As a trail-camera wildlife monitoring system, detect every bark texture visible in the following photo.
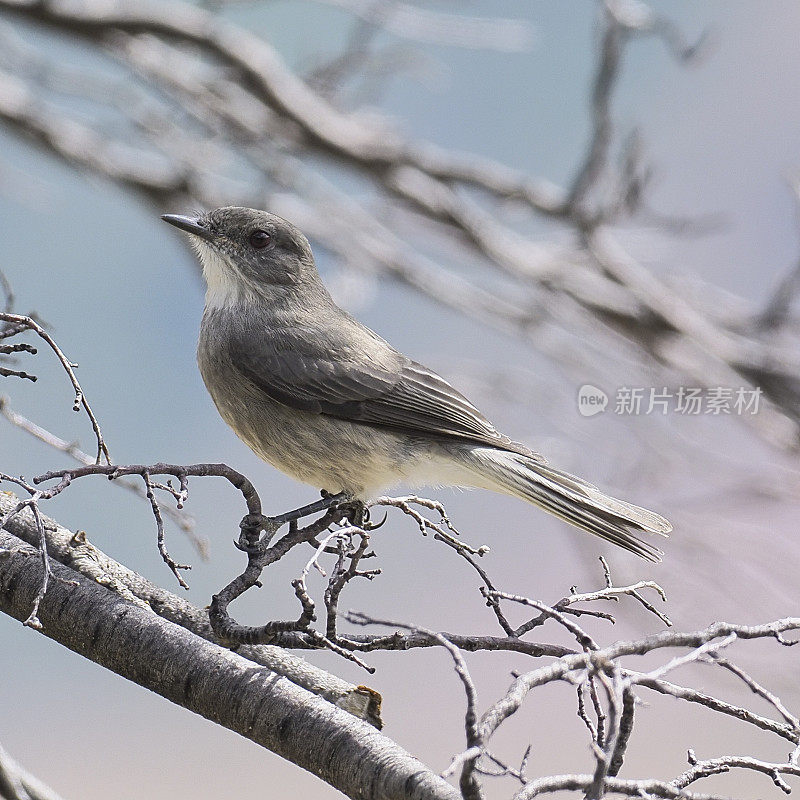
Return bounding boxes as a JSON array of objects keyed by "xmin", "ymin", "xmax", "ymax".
[
  {"xmin": 0, "ymin": 490, "xmax": 382, "ymax": 726},
  {"xmin": 0, "ymin": 526, "xmax": 458, "ymax": 800}
]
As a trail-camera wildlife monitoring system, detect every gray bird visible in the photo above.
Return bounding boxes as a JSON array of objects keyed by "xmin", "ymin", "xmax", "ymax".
[{"xmin": 162, "ymin": 207, "xmax": 671, "ymax": 560}]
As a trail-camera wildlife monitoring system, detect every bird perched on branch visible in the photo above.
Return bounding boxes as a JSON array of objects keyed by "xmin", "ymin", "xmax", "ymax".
[{"xmin": 163, "ymin": 207, "xmax": 671, "ymax": 560}]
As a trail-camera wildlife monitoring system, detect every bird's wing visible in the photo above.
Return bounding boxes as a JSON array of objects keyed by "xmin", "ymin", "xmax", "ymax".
[{"xmin": 228, "ymin": 321, "xmax": 536, "ymax": 457}]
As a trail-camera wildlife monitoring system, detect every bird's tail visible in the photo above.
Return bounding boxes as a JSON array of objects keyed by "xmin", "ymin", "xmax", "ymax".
[{"xmin": 462, "ymin": 448, "xmax": 671, "ymax": 561}]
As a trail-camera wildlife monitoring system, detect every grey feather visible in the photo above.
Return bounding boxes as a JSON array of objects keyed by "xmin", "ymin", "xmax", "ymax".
[{"xmin": 227, "ymin": 307, "xmax": 537, "ymax": 457}]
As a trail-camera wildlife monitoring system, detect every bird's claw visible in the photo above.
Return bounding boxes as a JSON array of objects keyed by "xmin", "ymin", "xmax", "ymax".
[{"xmin": 363, "ymin": 510, "xmax": 388, "ymax": 531}]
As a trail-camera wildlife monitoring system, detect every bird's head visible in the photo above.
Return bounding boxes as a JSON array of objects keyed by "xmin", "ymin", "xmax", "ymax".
[{"xmin": 162, "ymin": 206, "xmax": 320, "ymax": 308}]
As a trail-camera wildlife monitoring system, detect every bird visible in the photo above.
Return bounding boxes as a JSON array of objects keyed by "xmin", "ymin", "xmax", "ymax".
[{"xmin": 162, "ymin": 206, "xmax": 671, "ymax": 560}]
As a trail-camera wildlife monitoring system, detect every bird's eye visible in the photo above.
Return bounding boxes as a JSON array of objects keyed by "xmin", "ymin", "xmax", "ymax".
[{"xmin": 249, "ymin": 230, "xmax": 272, "ymax": 249}]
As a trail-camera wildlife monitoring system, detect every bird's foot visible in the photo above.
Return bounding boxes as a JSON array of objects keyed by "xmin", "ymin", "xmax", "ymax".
[
  {"xmin": 272, "ymin": 491, "xmax": 349, "ymax": 526},
  {"xmin": 339, "ymin": 499, "xmax": 367, "ymax": 528},
  {"xmin": 239, "ymin": 493, "xmax": 382, "ymax": 553},
  {"xmin": 242, "ymin": 491, "xmax": 349, "ymax": 541},
  {"xmin": 236, "ymin": 513, "xmax": 280, "ymax": 552}
]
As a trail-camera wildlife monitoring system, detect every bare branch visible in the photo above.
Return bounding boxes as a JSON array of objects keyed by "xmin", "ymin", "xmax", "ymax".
[
  {"xmin": 0, "ymin": 490, "xmax": 382, "ymax": 727},
  {"xmin": 0, "ymin": 312, "xmax": 109, "ymax": 462},
  {"xmin": 0, "ymin": 397, "xmax": 201, "ymax": 545},
  {"xmin": 631, "ymin": 674, "xmax": 799, "ymax": 745},
  {"xmin": 346, "ymin": 611, "xmax": 485, "ymax": 800},
  {"xmin": 489, "ymin": 591, "xmax": 600, "ymax": 652},
  {"xmin": 709, "ymin": 655, "xmax": 800, "ymax": 730},
  {"xmin": 513, "ymin": 773, "xmax": 728, "ymax": 799},
  {"xmin": 480, "ymin": 619, "xmax": 800, "ymax": 742},
  {"xmin": 674, "ymin": 752, "xmax": 800, "ymax": 795}
]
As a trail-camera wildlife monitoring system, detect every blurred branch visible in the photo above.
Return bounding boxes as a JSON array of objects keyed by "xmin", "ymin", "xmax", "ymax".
[
  {"xmin": 1, "ymin": 0, "xmax": 799, "ymax": 453},
  {"xmin": 0, "ymin": 744, "xmax": 65, "ymax": 800},
  {"xmin": 303, "ymin": 0, "xmax": 533, "ymax": 52},
  {"xmin": 208, "ymin": 0, "xmax": 533, "ymax": 52},
  {"xmin": 757, "ymin": 178, "xmax": 800, "ymax": 330}
]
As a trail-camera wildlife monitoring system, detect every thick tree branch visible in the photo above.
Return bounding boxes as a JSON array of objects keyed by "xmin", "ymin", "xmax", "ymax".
[
  {"xmin": 0, "ymin": 526, "xmax": 458, "ymax": 800},
  {"xmin": 0, "ymin": 490, "xmax": 382, "ymax": 727}
]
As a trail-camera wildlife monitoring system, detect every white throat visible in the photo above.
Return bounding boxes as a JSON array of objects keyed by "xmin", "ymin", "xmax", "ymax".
[{"xmin": 194, "ymin": 240, "xmax": 254, "ymax": 310}]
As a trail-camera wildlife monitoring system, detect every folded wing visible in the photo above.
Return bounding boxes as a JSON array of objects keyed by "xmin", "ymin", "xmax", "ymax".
[{"xmin": 229, "ymin": 320, "xmax": 536, "ymax": 457}]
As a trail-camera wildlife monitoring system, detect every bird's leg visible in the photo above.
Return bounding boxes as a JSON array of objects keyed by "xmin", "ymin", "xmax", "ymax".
[
  {"xmin": 238, "ymin": 491, "xmax": 349, "ymax": 551},
  {"xmin": 270, "ymin": 491, "xmax": 349, "ymax": 527},
  {"xmin": 239, "ymin": 492, "xmax": 377, "ymax": 556}
]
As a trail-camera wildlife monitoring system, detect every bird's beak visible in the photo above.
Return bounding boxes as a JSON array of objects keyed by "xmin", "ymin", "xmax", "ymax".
[{"xmin": 161, "ymin": 214, "xmax": 216, "ymax": 243}]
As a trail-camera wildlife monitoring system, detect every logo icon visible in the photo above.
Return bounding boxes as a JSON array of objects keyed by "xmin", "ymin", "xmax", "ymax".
[{"xmin": 577, "ymin": 384, "xmax": 608, "ymax": 417}]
